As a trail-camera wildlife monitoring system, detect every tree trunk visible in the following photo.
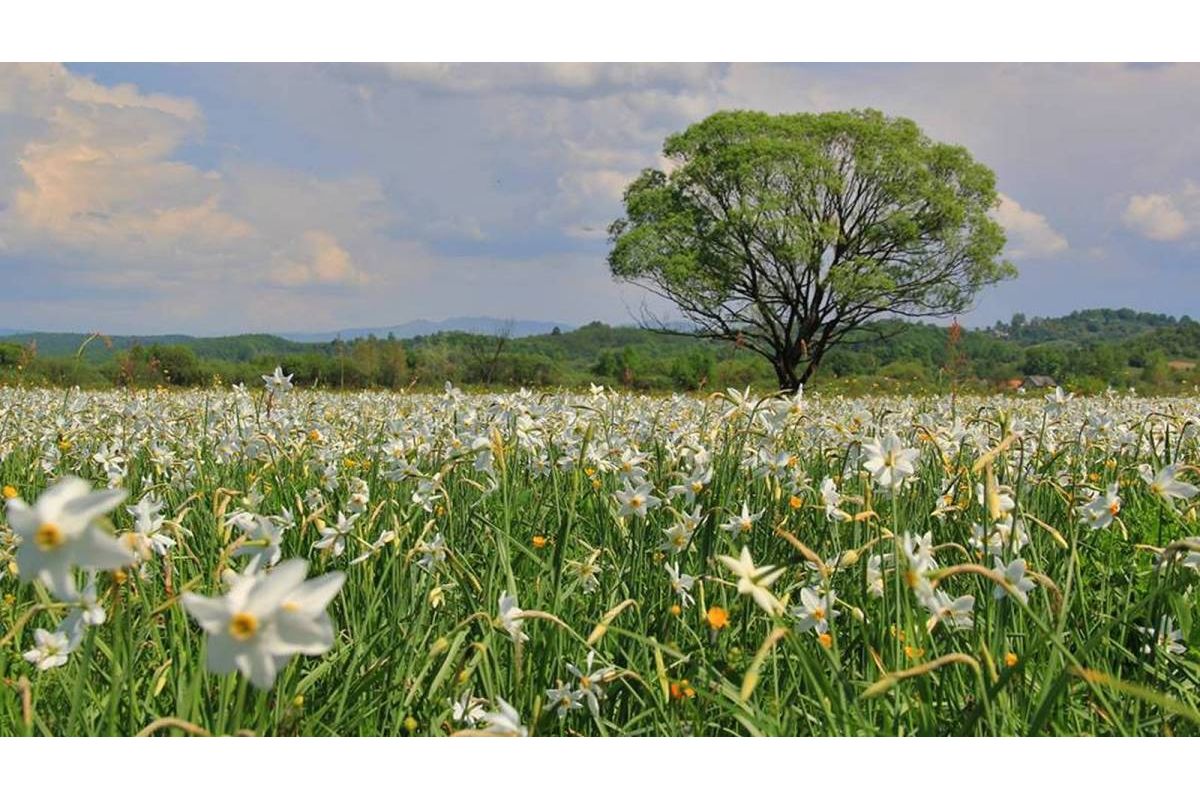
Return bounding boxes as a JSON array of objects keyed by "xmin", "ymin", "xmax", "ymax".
[{"xmin": 773, "ymin": 354, "xmax": 801, "ymax": 392}]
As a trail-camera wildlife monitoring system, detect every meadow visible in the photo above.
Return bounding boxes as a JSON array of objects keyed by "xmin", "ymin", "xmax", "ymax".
[{"xmin": 1, "ymin": 376, "xmax": 1198, "ymax": 736}]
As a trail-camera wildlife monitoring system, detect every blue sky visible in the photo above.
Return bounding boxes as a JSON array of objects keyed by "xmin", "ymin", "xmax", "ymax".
[{"xmin": 2, "ymin": 62, "xmax": 1199, "ymax": 335}]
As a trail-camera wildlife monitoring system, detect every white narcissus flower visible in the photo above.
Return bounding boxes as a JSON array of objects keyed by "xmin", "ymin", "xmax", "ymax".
[
  {"xmin": 1080, "ymin": 483, "xmax": 1121, "ymax": 529},
  {"xmin": 182, "ymin": 559, "xmax": 344, "ymax": 689},
  {"xmin": 615, "ymin": 480, "xmax": 661, "ymax": 518},
  {"xmin": 791, "ymin": 587, "xmax": 839, "ymax": 634},
  {"xmin": 862, "ymin": 433, "xmax": 920, "ymax": 492},
  {"xmin": 664, "ymin": 562, "xmax": 696, "ymax": 608},
  {"xmin": 24, "ymin": 628, "xmax": 72, "ymax": 671},
  {"xmin": 992, "ymin": 557, "xmax": 1036, "ymax": 604},
  {"xmin": 820, "ymin": 477, "xmax": 851, "ymax": 522},
  {"xmin": 6, "ymin": 476, "xmax": 133, "ymax": 600},
  {"xmin": 1139, "ymin": 464, "xmax": 1199, "ymax": 508},
  {"xmin": 923, "ymin": 590, "xmax": 975, "ymax": 633},
  {"xmin": 498, "ymin": 590, "xmax": 528, "ymax": 643},
  {"xmin": 719, "ymin": 502, "xmax": 763, "ymax": 536},
  {"xmin": 717, "ymin": 546, "xmax": 785, "ymax": 616},
  {"xmin": 262, "ymin": 365, "xmax": 293, "ymax": 395},
  {"xmin": 314, "ymin": 511, "xmax": 358, "ymax": 558},
  {"xmin": 482, "ymin": 698, "xmax": 528, "ymax": 736}
]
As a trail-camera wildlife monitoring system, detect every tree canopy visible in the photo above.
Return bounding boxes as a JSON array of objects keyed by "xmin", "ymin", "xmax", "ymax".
[{"xmin": 607, "ymin": 108, "xmax": 1016, "ymax": 389}]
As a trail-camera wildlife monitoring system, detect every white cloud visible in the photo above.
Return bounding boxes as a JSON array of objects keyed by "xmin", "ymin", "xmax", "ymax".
[
  {"xmin": 270, "ymin": 230, "xmax": 368, "ymax": 288},
  {"xmin": 0, "ymin": 63, "xmax": 391, "ymax": 296},
  {"xmin": 1123, "ymin": 192, "xmax": 1191, "ymax": 241},
  {"xmin": 993, "ymin": 193, "xmax": 1069, "ymax": 259}
]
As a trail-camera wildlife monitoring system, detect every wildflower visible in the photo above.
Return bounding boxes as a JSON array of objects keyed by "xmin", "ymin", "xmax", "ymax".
[
  {"xmin": 1004, "ymin": 652, "xmax": 1019, "ymax": 668},
  {"xmin": 262, "ymin": 366, "xmax": 294, "ymax": 396},
  {"xmin": 664, "ymin": 562, "xmax": 696, "ymax": 608},
  {"xmin": 451, "ymin": 691, "xmax": 488, "ymax": 725},
  {"xmin": 719, "ymin": 502, "xmax": 763, "ymax": 537},
  {"xmin": 716, "ymin": 546, "xmax": 785, "ymax": 616},
  {"xmin": 23, "ymin": 628, "xmax": 72, "ymax": 671},
  {"xmin": 615, "ymin": 480, "xmax": 661, "ymax": 518},
  {"xmin": 992, "ymin": 557, "xmax": 1036, "ymax": 604},
  {"xmin": 498, "ymin": 590, "xmax": 528, "ymax": 643},
  {"xmin": 546, "ymin": 681, "xmax": 583, "ymax": 718},
  {"xmin": 416, "ymin": 533, "xmax": 448, "ymax": 572},
  {"xmin": 820, "ymin": 477, "xmax": 852, "ymax": 522},
  {"xmin": 862, "ymin": 433, "xmax": 920, "ymax": 492},
  {"xmin": 866, "ymin": 553, "xmax": 886, "ymax": 598},
  {"xmin": 1080, "ymin": 483, "xmax": 1121, "ymax": 529},
  {"xmin": 122, "ymin": 494, "xmax": 175, "ymax": 562},
  {"xmin": 567, "ymin": 650, "xmax": 614, "ymax": 716},
  {"xmin": 566, "ymin": 549, "xmax": 603, "ymax": 594},
  {"xmin": 314, "ymin": 511, "xmax": 358, "ymax": 558},
  {"xmin": 7, "ymin": 476, "xmax": 133, "ymax": 600},
  {"xmin": 1138, "ymin": 617, "xmax": 1187, "ymax": 656},
  {"xmin": 900, "ymin": 532, "xmax": 937, "ymax": 599},
  {"xmin": 1139, "ymin": 464, "xmax": 1199, "ymax": 508},
  {"xmin": 531, "ymin": 535, "xmax": 548, "ymax": 549},
  {"xmin": 706, "ymin": 605, "xmax": 730, "ymax": 630},
  {"xmin": 923, "ymin": 590, "xmax": 975, "ymax": 633},
  {"xmin": 660, "ymin": 506, "xmax": 703, "ymax": 553},
  {"xmin": 181, "ymin": 559, "xmax": 345, "ymax": 689},
  {"xmin": 791, "ymin": 587, "xmax": 840, "ymax": 634},
  {"xmin": 481, "ymin": 698, "xmax": 528, "ymax": 736}
]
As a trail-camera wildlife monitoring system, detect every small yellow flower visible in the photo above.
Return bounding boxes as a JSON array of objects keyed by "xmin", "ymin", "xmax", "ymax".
[
  {"xmin": 531, "ymin": 535, "xmax": 548, "ymax": 549},
  {"xmin": 818, "ymin": 632, "xmax": 833, "ymax": 649},
  {"xmin": 404, "ymin": 716, "xmax": 418, "ymax": 733},
  {"xmin": 2, "ymin": 485, "xmax": 17, "ymax": 500},
  {"xmin": 1004, "ymin": 652, "xmax": 1019, "ymax": 668},
  {"xmin": 788, "ymin": 495, "xmax": 803, "ymax": 510},
  {"xmin": 904, "ymin": 645, "xmax": 925, "ymax": 660},
  {"xmin": 669, "ymin": 603, "xmax": 682, "ymax": 617},
  {"xmin": 706, "ymin": 605, "xmax": 729, "ymax": 630}
]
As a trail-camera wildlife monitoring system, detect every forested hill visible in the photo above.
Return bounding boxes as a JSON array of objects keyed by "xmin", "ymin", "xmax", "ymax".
[
  {"xmin": 986, "ymin": 308, "xmax": 1191, "ymax": 346},
  {"xmin": 3, "ymin": 308, "xmax": 1200, "ymax": 394}
]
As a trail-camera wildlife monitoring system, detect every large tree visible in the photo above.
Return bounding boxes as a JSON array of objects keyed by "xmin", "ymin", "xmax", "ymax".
[{"xmin": 607, "ymin": 109, "xmax": 1015, "ymax": 390}]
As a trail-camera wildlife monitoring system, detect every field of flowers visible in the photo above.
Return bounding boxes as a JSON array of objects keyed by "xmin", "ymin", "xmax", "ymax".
[{"xmin": 1, "ymin": 374, "xmax": 1198, "ymax": 736}]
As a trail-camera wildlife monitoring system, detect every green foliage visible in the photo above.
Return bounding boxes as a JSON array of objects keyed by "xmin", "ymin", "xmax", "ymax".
[
  {"xmin": 608, "ymin": 108, "xmax": 1015, "ymax": 388},
  {"xmin": 6, "ymin": 309, "xmax": 1200, "ymax": 396}
]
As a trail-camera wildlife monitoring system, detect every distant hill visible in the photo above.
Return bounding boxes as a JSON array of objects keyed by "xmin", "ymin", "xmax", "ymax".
[
  {"xmin": 0, "ymin": 332, "xmax": 312, "ymax": 362},
  {"xmin": 6, "ymin": 308, "xmax": 1200, "ymax": 394},
  {"xmin": 279, "ymin": 317, "xmax": 574, "ymax": 343},
  {"xmin": 987, "ymin": 308, "xmax": 1191, "ymax": 347}
]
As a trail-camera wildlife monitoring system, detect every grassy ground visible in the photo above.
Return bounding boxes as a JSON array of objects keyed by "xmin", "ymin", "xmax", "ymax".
[{"xmin": 1, "ymin": 385, "xmax": 1198, "ymax": 735}]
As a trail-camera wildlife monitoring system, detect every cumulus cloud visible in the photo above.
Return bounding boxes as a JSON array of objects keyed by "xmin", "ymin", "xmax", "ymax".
[
  {"xmin": 270, "ymin": 230, "xmax": 368, "ymax": 287},
  {"xmin": 1123, "ymin": 191, "xmax": 1192, "ymax": 241},
  {"xmin": 0, "ymin": 62, "xmax": 388, "ymax": 298},
  {"xmin": 993, "ymin": 193, "xmax": 1069, "ymax": 259}
]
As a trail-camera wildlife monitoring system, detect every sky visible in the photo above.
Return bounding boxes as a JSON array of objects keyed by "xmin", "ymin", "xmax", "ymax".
[{"xmin": 1, "ymin": 62, "xmax": 1199, "ymax": 335}]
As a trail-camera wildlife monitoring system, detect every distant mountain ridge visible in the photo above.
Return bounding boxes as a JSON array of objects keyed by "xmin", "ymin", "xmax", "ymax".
[{"xmin": 278, "ymin": 317, "xmax": 574, "ymax": 342}]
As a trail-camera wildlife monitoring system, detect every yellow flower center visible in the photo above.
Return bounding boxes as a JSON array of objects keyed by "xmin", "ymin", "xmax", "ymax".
[
  {"xmin": 34, "ymin": 522, "xmax": 64, "ymax": 551},
  {"xmin": 579, "ymin": 675, "xmax": 592, "ymax": 690},
  {"xmin": 228, "ymin": 612, "xmax": 259, "ymax": 641},
  {"xmin": 813, "ymin": 607, "xmax": 825, "ymax": 620},
  {"xmin": 629, "ymin": 496, "xmax": 643, "ymax": 508},
  {"xmin": 1108, "ymin": 502, "xmax": 1120, "ymax": 517}
]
